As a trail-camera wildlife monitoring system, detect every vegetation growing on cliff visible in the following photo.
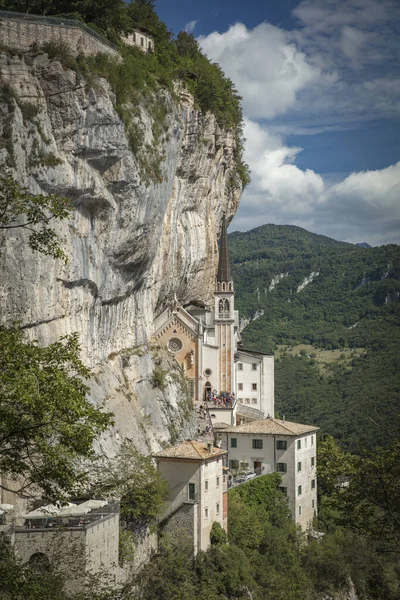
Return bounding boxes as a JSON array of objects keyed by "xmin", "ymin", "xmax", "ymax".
[{"xmin": 1, "ymin": 0, "xmax": 250, "ymax": 188}]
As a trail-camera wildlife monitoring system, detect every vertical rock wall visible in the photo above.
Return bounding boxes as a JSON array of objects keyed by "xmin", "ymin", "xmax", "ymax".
[{"xmin": 0, "ymin": 51, "xmax": 242, "ymax": 453}]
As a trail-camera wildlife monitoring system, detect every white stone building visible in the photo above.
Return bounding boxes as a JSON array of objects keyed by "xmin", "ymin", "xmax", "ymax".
[
  {"xmin": 154, "ymin": 441, "xmax": 227, "ymax": 554},
  {"xmin": 220, "ymin": 418, "xmax": 319, "ymax": 530},
  {"xmin": 153, "ymin": 216, "xmax": 274, "ymax": 426},
  {"xmin": 122, "ymin": 28, "xmax": 154, "ymax": 52}
]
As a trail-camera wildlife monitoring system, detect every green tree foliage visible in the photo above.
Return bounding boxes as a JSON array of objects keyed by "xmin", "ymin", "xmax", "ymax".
[
  {"xmin": 0, "ymin": 171, "xmax": 71, "ymax": 262},
  {"xmin": 343, "ymin": 440, "xmax": 400, "ymax": 553},
  {"xmin": 92, "ymin": 441, "xmax": 168, "ymax": 527},
  {"xmin": 209, "ymin": 521, "xmax": 228, "ymax": 545},
  {"xmin": 0, "ymin": 329, "xmax": 112, "ymax": 502}
]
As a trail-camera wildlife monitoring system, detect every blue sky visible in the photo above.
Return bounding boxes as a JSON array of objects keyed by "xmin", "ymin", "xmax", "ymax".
[{"xmin": 157, "ymin": 0, "xmax": 400, "ymax": 245}]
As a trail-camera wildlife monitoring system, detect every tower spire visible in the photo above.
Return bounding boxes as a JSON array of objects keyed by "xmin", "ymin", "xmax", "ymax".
[{"xmin": 217, "ymin": 214, "xmax": 232, "ymax": 284}]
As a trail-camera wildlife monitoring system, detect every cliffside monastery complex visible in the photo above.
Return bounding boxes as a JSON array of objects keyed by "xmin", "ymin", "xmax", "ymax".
[{"xmin": 153, "ymin": 216, "xmax": 318, "ymax": 552}]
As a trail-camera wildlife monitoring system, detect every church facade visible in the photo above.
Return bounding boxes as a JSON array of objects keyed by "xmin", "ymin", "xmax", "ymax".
[{"xmin": 152, "ymin": 216, "xmax": 274, "ymax": 425}]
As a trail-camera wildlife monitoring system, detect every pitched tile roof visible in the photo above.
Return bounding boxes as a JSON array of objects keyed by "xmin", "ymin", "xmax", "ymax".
[
  {"xmin": 154, "ymin": 440, "xmax": 227, "ymax": 461},
  {"xmin": 223, "ymin": 418, "xmax": 319, "ymax": 436}
]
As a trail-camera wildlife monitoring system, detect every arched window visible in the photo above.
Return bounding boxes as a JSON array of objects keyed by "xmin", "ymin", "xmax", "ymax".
[
  {"xmin": 222, "ymin": 282, "xmax": 226, "ymax": 291},
  {"xmin": 218, "ymin": 298, "xmax": 230, "ymax": 318}
]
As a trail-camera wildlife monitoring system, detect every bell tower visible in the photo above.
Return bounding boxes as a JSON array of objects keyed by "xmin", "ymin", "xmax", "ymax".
[{"xmin": 214, "ymin": 214, "xmax": 235, "ymax": 394}]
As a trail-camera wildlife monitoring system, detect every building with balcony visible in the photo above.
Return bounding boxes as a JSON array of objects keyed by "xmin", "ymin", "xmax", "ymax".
[
  {"xmin": 220, "ymin": 418, "xmax": 319, "ymax": 530},
  {"xmin": 152, "ymin": 215, "xmax": 274, "ymax": 425},
  {"xmin": 154, "ymin": 441, "xmax": 227, "ymax": 554}
]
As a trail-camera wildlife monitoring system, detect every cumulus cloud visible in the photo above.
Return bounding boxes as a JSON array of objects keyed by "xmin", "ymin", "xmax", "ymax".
[
  {"xmin": 184, "ymin": 19, "xmax": 198, "ymax": 34},
  {"xmin": 198, "ymin": 0, "xmax": 400, "ymax": 245},
  {"xmin": 198, "ymin": 23, "xmax": 321, "ymax": 119}
]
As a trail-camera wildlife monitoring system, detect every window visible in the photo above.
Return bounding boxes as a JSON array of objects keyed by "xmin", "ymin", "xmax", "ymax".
[
  {"xmin": 279, "ymin": 486, "xmax": 287, "ymax": 495},
  {"xmin": 276, "ymin": 440, "xmax": 287, "ymax": 450},
  {"xmin": 239, "ymin": 398, "xmax": 243, "ymax": 403},
  {"xmin": 238, "ymin": 383, "xmax": 243, "ymax": 391},
  {"xmin": 311, "ymin": 435, "xmax": 314, "ymax": 446},
  {"xmin": 230, "ymin": 438, "xmax": 237, "ymax": 448},
  {"xmin": 277, "ymin": 462, "xmax": 287, "ymax": 473},
  {"xmin": 311, "ymin": 479, "xmax": 316, "ymax": 490},
  {"xmin": 252, "ymin": 398, "xmax": 257, "ymax": 404},
  {"xmin": 252, "ymin": 363, "xmax": 257, "ymax": 371},
  {"xmin": 216, "ymin": 476, "xmax": 220, "ymax": 487},
  {"xmin": 229, "ymin": 460, "xmax": 239, "ymax": 470},
  {"xmin": 297, "ymin": 440, "xmax": 301, "ymax": 450},
  {"xmin": 305, "ymin": 437, "xmax": 308, "ymax": 448},
  {"xmin": 188, "ymin": 483, "xmax": 195, "ymax": 500},
  {"xmin": 297, "ymin": 461, "xmax": 302, "ymax": 472},
  {"xmin": 298, "ymin": 505, "xmax": 302, "ymax": 516},
  {"xmin": 298, "ymin": 485, "xmax": 302, "ymax": 496},
  {"xmin": 252, "ymin": 439, "xmax": 263, "ymax": 449},
  {"xmin": 140, "ymin": 36, "xmax": 144, "ymax": 46},
  {"xmin": 189, "ymin": 380, "xmax": 195, "ymax": 398},
  {"xmin": 311, "ymin": 456, "xmax": 315, "ymax": 468},
  {"xmin": 238, "ymin": 363, "xmax": 243, "ymax": 371},
  {"xmin": 312, "ymin": 499, "xmax": 315, "ymax": 509},
  {"xmin": 205, "ymin": 508, "xmax": 209, "ymax": 519},
  {"xmin": 252, "ymin": 383, "xmax": 257, "ymax": 391},
  {"xmin": 205, "ymin": 480, "xmax": 208, "ymax": 491},
  {"xmin": 216, "ymin": 503, "xmax": 220, "ymax": 515},
  {"xmin": 245, "ymin": 398, "xmax": 250, "ymax": 404}
]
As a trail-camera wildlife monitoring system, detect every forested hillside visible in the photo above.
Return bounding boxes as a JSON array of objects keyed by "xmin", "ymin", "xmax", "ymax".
[{"xmin": 229, "ymin": 224, "xmax": 400, "ymax": 450}]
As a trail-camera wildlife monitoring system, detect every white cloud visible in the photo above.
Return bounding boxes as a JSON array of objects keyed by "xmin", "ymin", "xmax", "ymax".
[
  {"xmin": 198, "ymin": 1, "xmax": 400, "ymax": 245},
  {"xmin": 184, "ymin": 20, "xmax": 198, "ymax": 34},
  {"xmin": 198, "ymin": 23, "xmax": 321, "ymax": 119},
  {"xmin": 232, "ymin": 121, "xmax": 400, "ymax": 244}
]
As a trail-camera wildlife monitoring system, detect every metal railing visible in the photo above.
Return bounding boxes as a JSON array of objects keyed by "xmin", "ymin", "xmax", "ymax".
[
  {"xmin": 0, "ymin": 10, "xmax": 120, "ymax": 52},
  {"xmin": 227, "ymin": 467, "xmax": 265, "ymax": 489}
]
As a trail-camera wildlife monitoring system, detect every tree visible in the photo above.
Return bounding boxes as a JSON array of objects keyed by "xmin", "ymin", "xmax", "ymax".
[
  {"xmin": 0, "ymin": 328, "xmax": 112, "ymax": 502},
  {"xmin": 92, "ymin": 441, "xmax": 168, "ymax": 527},
  {"xmin": 0, "ymin": 171, "xmax": 71, "ymax": 262},
  {"xmin": 344, "ymin": 441, "xmax": 400, "ymax": 552}
]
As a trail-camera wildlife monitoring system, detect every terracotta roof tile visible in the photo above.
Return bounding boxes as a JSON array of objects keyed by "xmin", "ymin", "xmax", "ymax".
[
  {"xmin": 154, "ymin": 440, "xmax": 227, "ymax": 460},
  {"xmin": 223, "ymin": 418, "xmax": 319, "ymax": 436}
]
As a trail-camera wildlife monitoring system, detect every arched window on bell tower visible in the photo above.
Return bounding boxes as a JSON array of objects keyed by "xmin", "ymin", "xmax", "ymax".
[{"xmin": 218, "ymin": 298, "xmax": 230, "ymax": 319}]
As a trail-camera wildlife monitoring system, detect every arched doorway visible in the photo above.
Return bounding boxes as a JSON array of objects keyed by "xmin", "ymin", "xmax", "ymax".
[{"xmin": 204, "ymin": 381, "xmax": 212, "ymax": 402}]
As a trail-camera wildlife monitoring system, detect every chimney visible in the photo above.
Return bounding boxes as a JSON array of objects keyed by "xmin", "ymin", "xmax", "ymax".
[{"xmin": 207, "ymin": 442, "xmax": 213, "ymax": 454}]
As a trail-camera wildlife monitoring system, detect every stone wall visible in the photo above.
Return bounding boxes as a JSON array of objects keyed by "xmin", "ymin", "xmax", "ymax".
[
  {"xmin": 161, "ymin": 502, "xmax": 197, "ymax": 554},
  {"xmin": 0, "ymin": 11, "xmax": 119, "ymax": 58}
]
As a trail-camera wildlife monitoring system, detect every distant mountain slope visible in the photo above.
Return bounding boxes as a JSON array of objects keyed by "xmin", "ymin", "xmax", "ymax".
[{"xmin": 229, "ymin": 224, "xmax": 400, "ymax": 450}]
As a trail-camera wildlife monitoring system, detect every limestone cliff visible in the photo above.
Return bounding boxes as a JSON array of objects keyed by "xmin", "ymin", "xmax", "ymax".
[{"xmin": 0, "ymin": 50, "xmax": 242, "ymax": 455}]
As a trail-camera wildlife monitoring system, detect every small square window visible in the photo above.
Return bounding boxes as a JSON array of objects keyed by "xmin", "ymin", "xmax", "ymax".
[
  {"xmin": 251, "ymin": 363, "xmax": 257, "ymax": 371},
  {"xmin": 297, "ymin": 461, "xmax": 302, "ymax": 472},
  {"xmin": 298, "ymin": 505, "xmax": 302, "ymax": 516},
  {"xmin": 276, "ymin": 440, "xmax": 287, "ymax": 450},
  {"xmin": 245, "ymin": 398, "xmax": 250, "ymax": 404},
  {"xmin": 239, "ymin": 398, "xmax": 243, "ymax": 403},
  {"xmin": 230, "ymin": 438, "xmax": 237, "ymax": 448},
  {"xmin": 252, "ymin": 439, "xmax": 263, "ymax": 449},
  {"xmin": 238, "ymin": 383, "xmax": 243, "ymax": 391},
  {"xmin": 238, "ymin": 363, "xmax": 243, "ymax": 371},
  {"xmin": 297, "ymin": 440, "xmax": 301, "ymax": 450},
  {"xmin": 205, "ymin": 508, "xmax": 209, "ymax": 519},
  {"xmin": 298, "ymin": 485, "xmax": 302, "ymax": 496},
  {"xmin": 277, "ymin": 462, "xmax": 287, "ymax": 473},
  {"xmin": 205, "ymin": 480, "xmax": 208, "ymax": 491},
  {"xmin": 279, "ymin": 486, "xmax": 287, "ymax": 495},
  {"xmin": 252, "ymin": 398, "xmax": 257, "ymax": 404},
  {"xmin": 216, "ymin": 503, "xmax": 220, "ymax": 515},
  {"xmin": 311, "ymin": 456, "xmax": 315, "ymax": 468},
  {"xmin": 216, "ymin": 476, "xmax": 220, "ymax": 487},
  {"xmin": 229, "ymin": 460, "xmax": 239, "ymax": 470},
  {"xmin": 311, "ymin": 479, "xmax": 316, "ymax": 490},
  {"xmin": 252, "ymin": 383, "xmax": 257, "ymax": 391}
]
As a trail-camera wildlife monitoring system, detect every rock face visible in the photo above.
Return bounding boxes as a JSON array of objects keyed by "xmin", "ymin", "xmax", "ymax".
[{"xmin": 0, "ymin": 51, "xmax": 241, "ymax": 454}]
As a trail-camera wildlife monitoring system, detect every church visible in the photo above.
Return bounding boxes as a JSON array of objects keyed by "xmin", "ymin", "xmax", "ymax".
[{"xmin": 152, "ymin": 216, "xmax": 275, "ymax": 426}]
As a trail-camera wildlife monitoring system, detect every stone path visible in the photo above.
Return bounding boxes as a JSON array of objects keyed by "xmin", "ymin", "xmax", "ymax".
[{"xmin": 194, "ymin": 402, "xmax": 214, "ymax": 442}]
